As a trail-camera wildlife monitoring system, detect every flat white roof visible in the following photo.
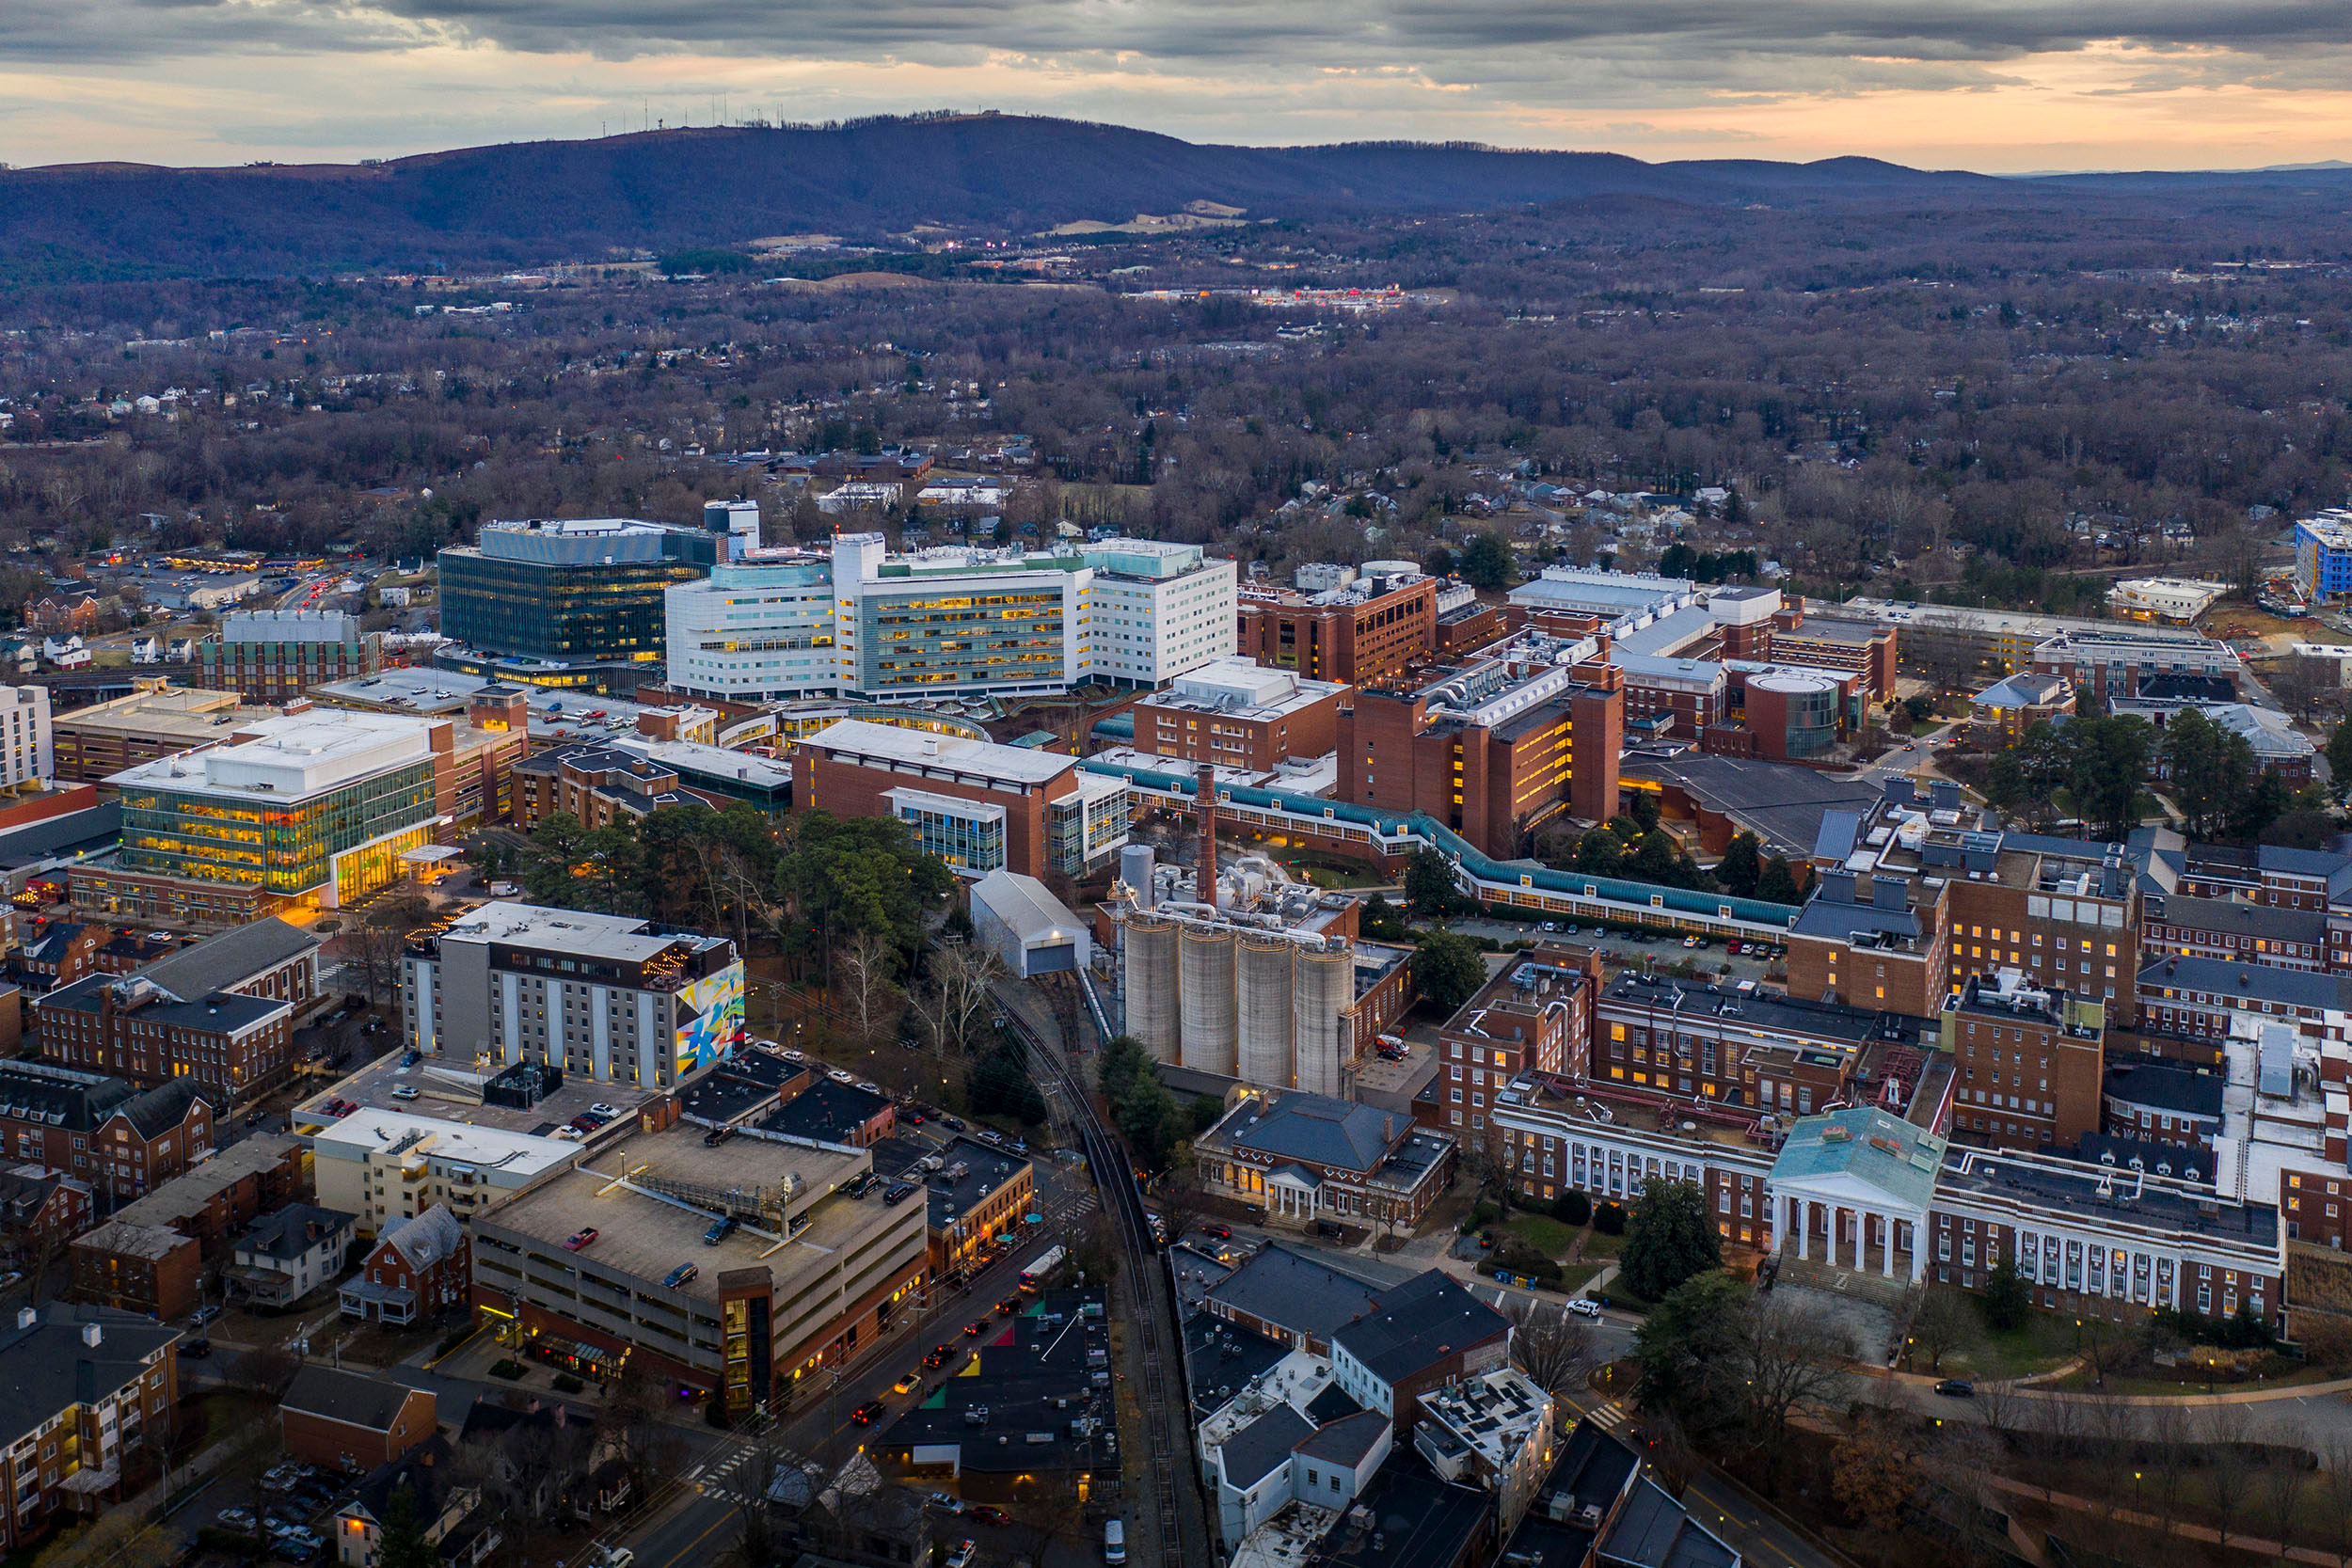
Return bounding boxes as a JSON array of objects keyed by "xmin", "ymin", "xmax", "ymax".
[
  {"xmin": 615, "ymin": 736, "xmax": 791, "ymax": 790},
  {"xmin": 310, "ymin": 1107, "xmax": 583, "ymax": 1180},
  {"xmin": 105, "ymin": 710, "xmax": 437, "ymax": 800},
  {"xmin": 436, "ymin": 900, "xmax": 683, "ymax": 960},
  {"xmin": 804, "ymin": 718, "xmax": 1074, "ymax": 785}
]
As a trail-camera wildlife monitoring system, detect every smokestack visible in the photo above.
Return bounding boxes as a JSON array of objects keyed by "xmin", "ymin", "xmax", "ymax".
[{"xmin": 1198, "ymin": 761, "xmax": 1218, "ymax": 911}]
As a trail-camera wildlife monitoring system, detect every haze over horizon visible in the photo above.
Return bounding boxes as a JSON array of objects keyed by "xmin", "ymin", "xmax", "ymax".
[{"xmin": 4, "ymin": 1, "xmax": 2352, "ymax": 176}]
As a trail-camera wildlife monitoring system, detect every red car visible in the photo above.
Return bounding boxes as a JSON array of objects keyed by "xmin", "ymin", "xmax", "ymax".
[
  {"xmin": 965, "ymin": 1506, "xmax": 1010, "ymax": 1527},
  {"xmin": 564, "ymin": 1227, "xmax": 598, "ymax": 1252}
]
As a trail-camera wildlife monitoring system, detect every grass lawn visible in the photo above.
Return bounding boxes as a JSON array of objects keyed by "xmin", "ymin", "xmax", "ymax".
[
  {"xmin": 1557, "ymin": 1261, "xmax": 1603, "ymax": 1296},
  {"xmin": 1578, "ymin": 1229, "xmax": 1628, "ymax": 1261},
  {"xmin": 1928, "ymin": 1303, "xmax": 2082, "ymax": 1380},
  {"xmin": 1502, "ymin": 1212, "xmax": 1581, "ymax": 1256},
  {"xmin": 1294, "ymin": 860, "xmax": 1383, "ymax": 890},
  {"xmin": 2046, "ymin": 1360, "xmax": 2333, "ymax": 1395}
]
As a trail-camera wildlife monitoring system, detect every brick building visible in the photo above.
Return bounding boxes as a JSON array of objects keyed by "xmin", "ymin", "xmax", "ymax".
[
  {"xmin": 510, "ymin": 742, "xmax": 696, "ymax": 831},
  {"xmin": 48, "ymin": 683, "xmax": 265, "ymax": 784},
  {"xmin": 799, "ymin": 719, "xmax": 1128, "ymax": 881},
  {"xmin": 1236, "ymin": 571, "xmax": 1439, "ymax": 686},
  {"xmin": 1435, "ymin": 947, "xmax": 1597, "ymax": 1150},
  {"xmin": 70, "ymin": 1219, "xmax": 202, "ymax": 1318},
  {"xmin": 191, "ymin": 610, "xmax": 384, "ymax": 702},
  {"xmin": 1335, "ymin": 643, "xmax": 1623, "ymax": 860},
  {"xmin": 0, "ymin": 1166, "xmax": 93, "ymax": 1272},
  {"xmin": 1763, "ymin": 605, "xmax": 1899, "ymax": 701},
  {"xmin": 1132, "ymin": 658, "xmax": 1349, "ymax": 770},
  {"xmin": 0, "ymin": 1307, "xmax": 183, "ymax": 1552},
  {"xmin": 2101, "ymin": 1059, "xmax": 2223, "ymax": 1152},
  {"xmin": 280, "ymin": 1366, "xmax": 437, "ymax": 1472},
  {"xmin": 1939, "ymin": 972, "xmax": 2106, "ymax": 1150},
  {"xmin": 2141, "ymin": 893, "xmax": 2326, "ymax": 973},
  {"xmin": 1194, "ymin": 1090, "xmax": 1458, "ymax": 1231},
  {"xmin": 0, "ymin": 1063, "xmax": 215, "ymax": 1203},
  {"xmin": 340, "ymin": 1204, "xmax": 471, "ymax": 1325}
]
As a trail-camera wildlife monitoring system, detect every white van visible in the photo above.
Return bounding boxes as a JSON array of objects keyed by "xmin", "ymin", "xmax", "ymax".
[{"xmin": 1104, "ymin": 1519, "xmax": 1125, "ymax": 1564}]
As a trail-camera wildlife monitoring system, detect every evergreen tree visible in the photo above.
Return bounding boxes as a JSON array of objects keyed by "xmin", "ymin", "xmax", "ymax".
[
  {"xmin": 2233, "ymin": 767, "xmax": 2293, "ymax": 842},
  {"xmin": 376, "ymin": 1487, "xmax": 435, "ymax": 1568},
  {"xmin": 1716, "ymin": 832, "xmax": 1763, "ymax": 899},
  {"xmin": 1414, "ymin": 929, "xmax": 1486, "ymax": 1015},
  {"xmin": 1403, "ymin": 847, "xmax": 1459, "ymax": 917},
  {"xmin": 1574, "ymin": 829, "xmax": 1625, "ymax": 876},
  {"xmin": 1456, "ymin": 531, "xmax": 1517, "ymax": 590},
  {"xmin": 2326, "ymin": 717, "xmax": 2352, "ymax": 804},
  {"xmin": 1757, "ymin": 856, "xmax": 1804, "ymax": 905},
  {"xmin": 1980, "ymin": 1259, "xmax": 2032, "ymax": 1333},
  {"xmin": 1619, "ymin": 1179, "xmax": 1723, "ymax": 1301}
]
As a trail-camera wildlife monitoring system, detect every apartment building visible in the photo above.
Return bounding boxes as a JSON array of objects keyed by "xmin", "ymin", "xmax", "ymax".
[
  {"xmin": 1131, "ymin": 657, "xmax": 1348, "ymax": 770},
  {"xmin": 401, "ymin": 901, "xmax": 742, "ymax": 1088},
  {"xmin": 2140, "ymin": 893, "xmax": 2327, "ymax": 973},
  {"xmin": 469, "ymin": 1119, "xmax": 927, "ymax": 1412},
  {"xmin": 1237, "ymin": 566, "xmax": 1439, "ymax": 686},
  {"xmin": 2295, "ymin": 508, "xmax": 2352, "ymax": 605},
  {"xmin": 2029, "ymin": 625, "xmax": 2244, "ymax": 700},
  {"xmin": 1335, "ymin": 633, "xmax": 1625, "ymax": 859},
  {"xmin": 192, "ymin": 610, "xmax": 383, "ymax": 701},
  {"xmin": 799, "ymin": 718, "xmax": 1128, "ymax": 880},
  {"xmin": 35, "ymin": 919, "xmax": 318, "ymax": 1106},
  {"xmin": 312, "ymin": 1110, "xmax": 580, "ymax": 1238},
  {"xmin": 0, "ymin": 1064, "xmax": 214, "ymax": 1202},
  {"xmin": 0, "ymin": 1306, "xmax": 181, "ymax": 1551},
  {"xmin": 0, "ymin": 686, "xmax": 54, "ymax": 791}
]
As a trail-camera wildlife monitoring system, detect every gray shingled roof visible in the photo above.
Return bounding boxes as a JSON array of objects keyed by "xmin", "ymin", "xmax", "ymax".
[
  {"xmin": 2139, "ymin": 953, "xmax": 2352, "ymax": 1012},
  {"xmin": 1203, "ymin": 1245, "xmax": 1383, "ymax": 1343},
  {"xmin": 1216, "ymin": 1093, "xmax": 1402, "ymax": 1174},
  {"xmin": 2152, "ymin": 894, "xmax": 2325, "ymax": 947},
  {"xmin": 1218, "ymin": 1404, "xmax": 1314, "ymax": 1490},
  {"xmin": 0, "ymin": 1305, "xmax": 180, "ymax": 1449},
  {"xmin": 379, "ymin": 1205, "xmax": 465, "ymax": 1271},
  {"xmin": 1294, "ymin": 1409, "xmax": 1386, "ymax": 1465},
  {"xmin": 138, "ymin": 917, "xmax": 317, "ymax": 1000},
  {"xmin": 1331, "ymin": 1271, "xmax": 1508, "ymax": 1385},
  {"xmin": 284, "ymin": 1364, "xmax": 426, "ymax": 1432}
]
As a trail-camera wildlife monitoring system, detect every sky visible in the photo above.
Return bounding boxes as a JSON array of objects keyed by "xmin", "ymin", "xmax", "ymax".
[{"xmin": 4, "ymin": 2, "xmax": 2352, "ymax": 173}]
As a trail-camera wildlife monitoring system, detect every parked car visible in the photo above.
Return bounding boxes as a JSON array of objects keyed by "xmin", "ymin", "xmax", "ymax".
[
  {"xmin": 183, "ymin": 1336, "xmax": 212, "ymax": 1358},
  {"xmin": 390, "ymin": 1085, "xmax": 420, "ymax": 1101},
  {"xmin": 400, "ymin": 1049, "xmax": 421, "ymax": 1068},
  {"xmin": 1565, "ymin": 1299, "xmax": 1602, "ymax": 1319},
  {"xmin": 945, "ymin": 1542, "xmax": 977, "ymax": 1568},
  {"xmin": 663, "ymin": 1263, "xmax": 697, "ymax": 1290},
  {"xmin": 564, "ymin": 1227, "xmax": 599, "ymax": 1251},
  {"xmin": 966, "ymin": 1506, "xmax": 1010, "ymax": 1527},
  {"xmin": 883, "ymin": 1181, "xmax": 917, "ymax": 1205},
  {"xmin": 589, "ymin": 1102, "xmax": 622, "ymax": 1118},
  {"xmin": 704, "ymin": 1216, "xmax": 738, "ymax": 1246},
  {"xmin": 189, "ymin": 1304, "xmax": 220, "ymax": 1327},
  {"xmin": 924, "ymin": 1493, "xmax": 962, "ymax": 1513},
  {"xmin": 216, "ymin": 1508, "xmax": 258, "ymax": 1532}
]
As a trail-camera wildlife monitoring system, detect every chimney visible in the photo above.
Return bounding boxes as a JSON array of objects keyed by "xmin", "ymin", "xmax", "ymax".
[
  {"xmin": 80, "ymin": 1323, "xmax": 102, "ymax": 1349},
  {"xmin": 14, "ymin": 1306, "xmax": 34, "ymax": 1332},
  {"xmin": 1198, "ymin": 761, "xmax": 1219, "ymax": 910}
]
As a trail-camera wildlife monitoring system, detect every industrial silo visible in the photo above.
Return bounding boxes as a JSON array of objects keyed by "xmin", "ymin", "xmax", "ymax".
[
  {"xmin": 1120, "ymin": 844, "xmax": 1156, "ymax": 908},
  {"xmin": 1178, "ymin": 924, "xmax": 1239, "ymax": 1075},
  {"xmin": 1293, "ymin": 941, "xmax": 1356, "ymax": 1097},
  {"xmin": 1124, "ymin": 915, "xmax": 1183, "ymax": 1065},
  {"xmin": 1237, "ymin": 936, "xmax": 1297, "ymax": 1089}
]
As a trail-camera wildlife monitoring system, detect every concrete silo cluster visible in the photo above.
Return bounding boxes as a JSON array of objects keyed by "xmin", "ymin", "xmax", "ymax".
[{"xmin": 1110, "ymin": 843, "xmax": 1360, "ymax": 1096}]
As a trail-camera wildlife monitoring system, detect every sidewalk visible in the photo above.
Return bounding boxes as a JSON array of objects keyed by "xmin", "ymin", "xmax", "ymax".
[
  {"xmin": 1984, "ymin": 1472, "xmax": 2351, "ymax": 1566},
  {"xmin": 1868, "ymin": 1362, "xmax": 2352, "ymax": 1406}
]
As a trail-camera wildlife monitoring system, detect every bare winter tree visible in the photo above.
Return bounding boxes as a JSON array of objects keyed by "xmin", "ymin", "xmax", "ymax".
[
  {"xmin": 1905, "ymin": 610, "xmax": 1984, "ymax": 696},
  {"xmin": 1738, "ymin": 1294, "xmax": 1852, "ymax": 1450},
  {"xmin": 836, "ymin": 928, "xmax": 899, "ymax": 1049},
  {"xmin": 1503, "ymin": 1296, "xmax": 1595, "ymax": 1409},
  {"xmin": 2271, "ymin": 652, "xmax": 2338, "ymax": 722},
  {"xmin": 2201, "ymin": 1402, "xmax": 2257, "ymax": 1552},
  {"xmin": 906, "ymin": 939, "xmax": 1005, "ymax": 1060},
  {"xmin": 1904, "ymin": 1288, "xmax": 1976, "ymax": 1373}
]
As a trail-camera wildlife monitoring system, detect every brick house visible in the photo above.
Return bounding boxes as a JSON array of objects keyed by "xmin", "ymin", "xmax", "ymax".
[
  {"xmin": 0, "ymin": 1306, "xmax": 182, "ymax": 1553},
  {"xmin": 339, "ymin": 1205, "xmax": 469, "ymax": 1325},
  {"xmin": 0, "ymin": 1165, "xmax": 92, "ymax": 1273},
  {"xmin": 281, "ymin": 1366, "xmax": 437, "ymax": 1472},
  {"xmin": 69, "ymin": 1220, "xmax": 202, "ymax": 1319}
]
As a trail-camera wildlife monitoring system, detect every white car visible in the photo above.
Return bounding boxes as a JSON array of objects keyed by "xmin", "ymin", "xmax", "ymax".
[
  {"xmin": 828, "ymin": 1069, "xmax": 854, "ymax": 1085},
  {"xmin": 390, "ymin": 1085, "xmax": 420, "ymax": 1101},
  {"xmin": 589, "ymin": 1102, "xmax": 622, "ymax": 1118},
  {"xmin": 1565, "ymin": 1298, "xmax": 1602, "ymax": 1319},
  {"xmin": 945, "ymin": 1542, "xmax": 977, "ymax": 1568}
]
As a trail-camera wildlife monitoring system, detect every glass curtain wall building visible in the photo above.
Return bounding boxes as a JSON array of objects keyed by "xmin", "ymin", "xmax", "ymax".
[
  {"xmin": 439, "ymin": 518, "xmax": 719, "ymax": 685},
  {"xmin": 106, "ymin": 712, "xmax": 445, "ymax": 911}
]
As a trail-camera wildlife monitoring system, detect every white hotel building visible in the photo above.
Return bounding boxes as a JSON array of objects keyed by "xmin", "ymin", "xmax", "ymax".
[{"xmin": 662, "ymin": 533, "xmax": 1234, "ymax": 704}]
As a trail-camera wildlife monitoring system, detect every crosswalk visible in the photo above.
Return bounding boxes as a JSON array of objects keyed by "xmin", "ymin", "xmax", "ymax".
[
  {"xmin": 1583, "ymin": 1402, "xmax": 1631, "ymax": 1433},
  {"xmin": 686, "ymin": 1444, "xmax": 770, "ymax": 1509}
]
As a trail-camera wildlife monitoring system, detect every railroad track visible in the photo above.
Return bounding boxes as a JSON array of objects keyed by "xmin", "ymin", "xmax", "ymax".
[{"xmin": 1000, "ymin": 1006, "xmax": 1187, "ymax": 1568}]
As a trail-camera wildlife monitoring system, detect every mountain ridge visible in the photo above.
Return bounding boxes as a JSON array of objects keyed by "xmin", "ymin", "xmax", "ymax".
[{"xmin": 1, "ymin": 114, "xmax": 2344, "ymax": 282}]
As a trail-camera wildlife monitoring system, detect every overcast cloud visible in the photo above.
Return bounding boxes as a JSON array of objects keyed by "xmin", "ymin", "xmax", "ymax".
[{"xmin": 2, "ymin": 1, "xmax": 2350, "ymax": 170}]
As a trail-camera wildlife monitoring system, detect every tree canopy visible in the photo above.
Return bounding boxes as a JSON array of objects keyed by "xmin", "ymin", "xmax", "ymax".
[
  {"xmin": 1619, "ymin": 1179, "xmax": 1723, "ymax": 1301},
  {"xmin": 1414, "ymin": 928, "xmax": 1487, "ymax": 1016}
]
